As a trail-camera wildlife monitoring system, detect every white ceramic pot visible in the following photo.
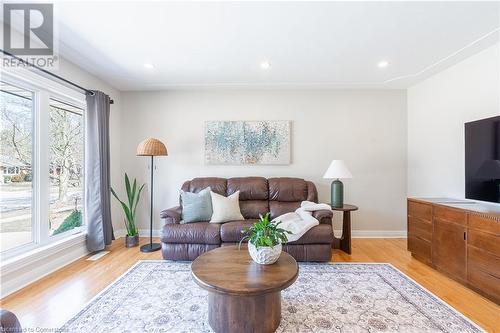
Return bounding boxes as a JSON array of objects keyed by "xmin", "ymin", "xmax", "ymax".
[{"xmin": 248, "ymin": 242, "xmax": 282, "ymax": 265}]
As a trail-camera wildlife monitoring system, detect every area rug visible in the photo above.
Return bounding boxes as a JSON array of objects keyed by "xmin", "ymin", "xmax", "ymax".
[{"xmin": 61, "ymin": 261, "xmax": 483, "ymax": 333}]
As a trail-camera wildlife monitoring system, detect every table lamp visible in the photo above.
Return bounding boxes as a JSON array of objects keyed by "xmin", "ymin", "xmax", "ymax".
[
  {"xmin": 323, "ymin": 160, "xmax": 352, "ymax": 208},
  {"xmin": 137, "ymin": 138, "xmax": 168, "ymax": 252}
]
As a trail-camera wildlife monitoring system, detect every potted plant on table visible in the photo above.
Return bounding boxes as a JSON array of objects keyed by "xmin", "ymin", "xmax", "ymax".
[
  {"xmin": 111, "ymin": 173, "xmax": 145, "ymax": 248},
  {"xmin": 239, "ymin": 213, "xmax": 291, "ymax": 265}
]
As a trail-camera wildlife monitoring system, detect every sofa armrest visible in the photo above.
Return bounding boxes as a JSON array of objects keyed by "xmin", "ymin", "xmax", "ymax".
[
  {"xmin": 1, "ymin": 309, "xmax": 22, "ymax": 332},
  {"xmin": 313, "ymin": 209, "xmax": 333, "ymax": 225},
  {"xmin": 160, "ymin": 206, "xmax": 182, "ymax": 224}
]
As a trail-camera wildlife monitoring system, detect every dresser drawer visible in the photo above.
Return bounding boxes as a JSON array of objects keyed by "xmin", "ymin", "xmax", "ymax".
[
  {"xmin": 468, "ymin": 246, "xmax": 500, "ymax": 279},
  {"xmin": 408, "ymin": 217, "xmax": 432, "ymax": 242},
  {"xmin": 434, "ymin": 206, "xmax": 466, "ymax": 225},
  {"xmin": 468, "ymin": 229, "xmax": 500, "ymax": 256},
  {"xmin": 408, "ymin": 236, "xmax": 431, "ymax": 263},
  {"xmin": 408, "ymin": 201, "xmax": 432, "ymax": 221},
  {"xmin": 468, "ymin": 214, "xmax": 500, "ymax": 234},
  {"xmin": 467, "ymin": 265, "xmax": 500, "ymax": 303}
]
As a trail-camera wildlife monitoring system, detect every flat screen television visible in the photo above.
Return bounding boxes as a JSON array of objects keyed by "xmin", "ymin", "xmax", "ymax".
[{"xmin": 465, "ymin": 115, "xmax": 500, "ymax": 204}]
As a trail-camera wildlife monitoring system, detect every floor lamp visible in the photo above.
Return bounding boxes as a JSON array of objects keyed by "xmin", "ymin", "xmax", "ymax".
[{"xmin": 136, "ymin": 138, "xmax": 168, "ymax": 252}]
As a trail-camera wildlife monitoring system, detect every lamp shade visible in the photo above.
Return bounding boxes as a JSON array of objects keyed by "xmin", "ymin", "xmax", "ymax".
[
  {"xmin": 323, "ymin": 160, "xmax": 353, "ymax": 179},
  {"xmin": 136, "ymin": 138, "xmax": 168, "ymax": 156}
]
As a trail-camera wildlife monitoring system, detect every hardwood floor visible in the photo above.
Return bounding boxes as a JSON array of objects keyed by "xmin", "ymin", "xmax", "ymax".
[{"xmin": 1, "ymin": 238, "xmax": 499, "ymax": 332}]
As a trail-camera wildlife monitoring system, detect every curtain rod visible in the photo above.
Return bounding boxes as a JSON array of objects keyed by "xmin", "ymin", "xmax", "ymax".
[{"xmin": 1, "ymin": 49, "xmax": 114, "ymax": 105}]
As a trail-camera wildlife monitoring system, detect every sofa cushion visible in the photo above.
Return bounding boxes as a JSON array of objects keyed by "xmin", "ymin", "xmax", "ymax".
[
  {"xmin": 220, "ymin": 219, "xmax": 258, "ymax": 242},
  {"xmin": 161, "ymin": 222, "xmax": 221, "ymax": 245},
  {"xmin": 269, "ymin": 178, "xmax": 308, "ymax": 202},
  {"xmin": 221, "ymin": 221, "xmax": 332, "ymax": 245},
  {"xmin": 269, "ymin": 201, "xmax": 301, "ymax": 220},
  {"xmin": 180, "ymin": 187, "xmax": 212, "ymax": 223},
  {"xmin": 239, "ymin": 200, "xmax": 269, "ymax": 219},
  {"xmin": 227, "ymin": 177, "xmax": 268, "ymax": 200},
  {"xmin": 287, "ymin": 224, "xmax": 333, "ymax": 244}
]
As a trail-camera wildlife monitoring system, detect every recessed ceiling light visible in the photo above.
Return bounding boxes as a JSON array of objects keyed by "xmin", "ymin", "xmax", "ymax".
[
  {"xmin": 260, "ymin": 61, "xmax": 270, "ymax": 70},
  {"xmin": 143, "ymin": 63, "xmax": 155, "ymax": 69},
  {"xmin": 377, "ymin": 61, "xmax": 389, "ymax": 68}
]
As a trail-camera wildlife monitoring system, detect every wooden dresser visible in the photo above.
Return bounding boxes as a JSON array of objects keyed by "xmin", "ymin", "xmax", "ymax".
[{"xmin": 407, "ymin": 198, "xmax": 500, "ymax": 304}]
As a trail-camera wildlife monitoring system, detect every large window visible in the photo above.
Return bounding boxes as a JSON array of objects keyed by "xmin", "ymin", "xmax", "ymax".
[
  {"xmin": 49, "ymin": 100, "xmax": 84, "ymax": 236},
  {"xmin": 0, "ymin": 82, "xmax": 34, "ymax": 252},
  {"xmin": 0, "ymin": 76, "xmax": 86, "ymax": 257}
]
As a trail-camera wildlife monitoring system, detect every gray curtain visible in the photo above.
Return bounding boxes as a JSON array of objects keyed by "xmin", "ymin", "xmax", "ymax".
[{"xmin": 85, "ymin": 91, "xmax": 114, "ymax": 252}]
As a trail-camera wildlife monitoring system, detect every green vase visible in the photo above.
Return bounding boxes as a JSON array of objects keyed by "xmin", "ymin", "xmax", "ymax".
[{"xmin": 331, "ymin": 179, "xmax": 344, "ymax": 208}]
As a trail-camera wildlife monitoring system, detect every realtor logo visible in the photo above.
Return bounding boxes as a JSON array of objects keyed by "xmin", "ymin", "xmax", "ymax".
[
  {"xmin": 3, "ymin": 3, "xmax": 53, "ymax": 55},
  {"xmin": 2, "ymin": 3, "xmax": 57, "ymax": 68},
  {"xmin": 3, "ymin": 3, "xmax": 54, "ymax": 56}
]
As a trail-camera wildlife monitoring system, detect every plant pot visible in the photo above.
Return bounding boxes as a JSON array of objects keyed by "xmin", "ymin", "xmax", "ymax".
[
  {"xmin": 248, "ymin": 242, "xmax": 282, "ymax": 265},
  {"xmin": 125, "ymin": 234, "xmax": 139, "ymax": 248}
]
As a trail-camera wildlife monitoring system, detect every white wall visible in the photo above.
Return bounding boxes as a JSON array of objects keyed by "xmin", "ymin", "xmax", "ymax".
[
  {"xmin": 120, "ymin": 90, "xmax": 407, "ymax": 236},
  {"xmin": 407, "ymin": 43, "xmax": 500, "ymax": 199}
]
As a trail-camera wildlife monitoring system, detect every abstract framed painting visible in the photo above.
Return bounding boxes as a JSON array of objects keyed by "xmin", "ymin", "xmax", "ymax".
[{"xmin": 205, "ymin": 120, "xmax": 291, "ymax": 165}]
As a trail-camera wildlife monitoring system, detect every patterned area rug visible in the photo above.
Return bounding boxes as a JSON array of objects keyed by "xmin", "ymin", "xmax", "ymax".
[{"xmin": 62, "ymin": 261, "xmax": 483, "ymax": 333}]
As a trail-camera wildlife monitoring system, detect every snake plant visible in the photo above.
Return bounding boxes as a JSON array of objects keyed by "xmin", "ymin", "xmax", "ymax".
[{"xmin": 111, "ymin": 173, "xmax": 145, "ymax": 237}]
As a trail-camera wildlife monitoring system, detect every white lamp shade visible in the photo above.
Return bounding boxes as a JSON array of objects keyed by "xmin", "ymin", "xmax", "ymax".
[{"xmin": 323, "ymin": 160, "xmax": 353, "ymax": 179}]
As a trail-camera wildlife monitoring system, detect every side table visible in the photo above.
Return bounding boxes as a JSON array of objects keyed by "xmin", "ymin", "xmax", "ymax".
[{"xmin": 331, "ymin": 204, "xmax": 358, "ymax": 254}]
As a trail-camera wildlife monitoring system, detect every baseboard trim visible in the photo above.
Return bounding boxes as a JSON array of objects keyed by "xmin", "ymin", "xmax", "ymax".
[
  {"xmin": 113, "ymin": 229, "xmax": 127, "ymax": 239},
  {"xmin": 337, "ymin": 230, "xmax": 407, "ymax": 238},
  {"xmin": 114, "ymin": 229, "xmax": 407, "ymax": 239}
]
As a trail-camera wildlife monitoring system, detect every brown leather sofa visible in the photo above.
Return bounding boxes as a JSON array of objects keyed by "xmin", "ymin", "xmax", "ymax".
[{"xmin": 161, "ymin": 177, "xmax": 333, "ymax": 262}]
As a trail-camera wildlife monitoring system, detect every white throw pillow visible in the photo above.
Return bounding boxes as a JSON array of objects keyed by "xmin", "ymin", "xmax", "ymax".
[{"xmin": 210, "ymin": 191, "xmax": 244, "ymax": 223}]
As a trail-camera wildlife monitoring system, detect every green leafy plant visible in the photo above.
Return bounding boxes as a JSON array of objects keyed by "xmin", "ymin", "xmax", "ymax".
[
  {"xmin": 111, "ymin": 173, "xmax": 145, "ymax": 237},
  {"xmin": 239, "ymin": 212, "xmax": 291, "ymax": 249}
]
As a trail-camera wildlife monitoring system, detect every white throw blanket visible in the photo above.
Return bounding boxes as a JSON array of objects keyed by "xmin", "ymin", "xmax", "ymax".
[{"xmin": 272, "ymin": 201, "xmax": 332, "ymax": 242}]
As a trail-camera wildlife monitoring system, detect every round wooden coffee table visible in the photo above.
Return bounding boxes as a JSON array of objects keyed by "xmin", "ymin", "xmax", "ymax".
[{"xmin": 191, "ymin": 245, "xmax": 298, "ymax": 333}]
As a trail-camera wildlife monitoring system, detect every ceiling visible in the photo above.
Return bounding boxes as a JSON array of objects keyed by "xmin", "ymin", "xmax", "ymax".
[{"xmin": 18, "ymin": 2, "xmax": 500, "ymax": 90}]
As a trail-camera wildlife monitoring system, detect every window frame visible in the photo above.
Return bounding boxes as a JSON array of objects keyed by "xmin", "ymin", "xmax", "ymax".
[{"xmin": 1, "ymin": 69, "xmax": 87, "ymax": 259}]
